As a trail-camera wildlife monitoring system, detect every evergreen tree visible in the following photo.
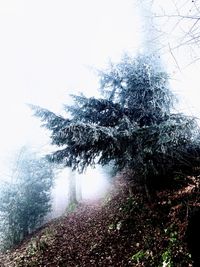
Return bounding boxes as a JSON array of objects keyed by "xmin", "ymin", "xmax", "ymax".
[
  {"xmin": 31, "ymin": 54, "xmax": 200, "ymax": 192},
  {"xmin": 0, "ymin": 147, "xmax": 54, "ymax": 250}
]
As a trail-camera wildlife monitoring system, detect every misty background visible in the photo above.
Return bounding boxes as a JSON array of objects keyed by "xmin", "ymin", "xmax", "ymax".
[{"xmin": 0, "ymin": 0, "xmax": 200, "ymax": 217}]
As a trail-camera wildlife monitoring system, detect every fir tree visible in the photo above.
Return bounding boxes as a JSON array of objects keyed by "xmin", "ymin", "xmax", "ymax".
[
  {"xmin": 31, "ymin": 54, "xmax": 200, "ymax": 192},
  {"xmin": 0, "ymin": 147, "xmax": 54, "ymax": 250}
]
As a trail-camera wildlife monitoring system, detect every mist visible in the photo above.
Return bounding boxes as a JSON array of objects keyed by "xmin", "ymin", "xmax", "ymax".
[
  {"xmin": 0, "ymin": 2, "xmax": 200, "ymax": 265},
  {"xmin": 1, "ymin": 0, "xmax": 200, "ymax": 220},
  {"xmin": 49, "ymin": 166, "xmax": 110, "ymax": 219},
  {"xmin": 139, "ymin": 0, "xmax": 200, "ymax": 117},
  {"xmin": 0, "ymin": 0, "xmax": 141, "ymax": 220}
]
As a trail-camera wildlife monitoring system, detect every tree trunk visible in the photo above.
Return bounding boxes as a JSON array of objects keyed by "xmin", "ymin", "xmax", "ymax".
[
  {"xmin": 76, "ymin": 175, "xmax": 82, "ymax": 202},
  {"xmin": 68, "ymin": 170, "xmax": 78, "ymax": 204}
]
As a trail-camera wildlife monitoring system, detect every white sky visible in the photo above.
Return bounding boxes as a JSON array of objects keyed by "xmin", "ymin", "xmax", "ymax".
[
  {"xmin": 1, "ymin": 0, "xmax": 200, "ymax": 177},
  {"xmin": 149, "ymin": 0, "xmax": 200, "ymax": 116},
  {"xmin": 0, "ymin": 0, "xmax": 140, "ymax": 182},
  {"xmin": 0, "ymin": 0, "xmax": 140, "ymax": 155}
]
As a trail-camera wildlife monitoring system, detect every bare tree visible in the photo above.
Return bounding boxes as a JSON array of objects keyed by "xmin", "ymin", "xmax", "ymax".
[{"xmin": 138, "ymin": 0, "xmax": 200, "ymax": 69}]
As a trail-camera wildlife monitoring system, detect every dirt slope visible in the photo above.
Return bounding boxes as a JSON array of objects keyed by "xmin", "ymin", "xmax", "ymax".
[{"xmin": 0, "ymin": 175, "xmax": 199, "ymax": 267}]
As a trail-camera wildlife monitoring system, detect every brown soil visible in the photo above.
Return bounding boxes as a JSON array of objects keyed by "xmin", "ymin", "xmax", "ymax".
[{"xmin": 0, "ymin": 175, "xmax": 199, "ymax": 267}]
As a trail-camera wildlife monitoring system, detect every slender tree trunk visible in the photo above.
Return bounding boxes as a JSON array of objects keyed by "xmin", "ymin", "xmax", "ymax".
[
  {"xmin": 68, "ymin": 170, "xmax": 78, "ymax": 204},
  {"xmin": 144, "ymin": 175, "xmax": 152, "ymax": 202},
  {"xmin": 76, "ymin": 175, "xmax": 82, "ymax": 202}
]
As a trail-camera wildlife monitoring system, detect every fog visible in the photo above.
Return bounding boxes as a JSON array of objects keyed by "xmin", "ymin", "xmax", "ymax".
[
  {"xmin": 0, "ymin": 0, "xmax": 140, "ymax": 218},
  {"xmin": 0, "ymin": 0, "xmax": 140, "ymax": 158},
  {"xmin": 49, "ymin": 166, "xmax": 110, "ymax": 219},
  {"xmin": 1, "ymin": 0, "xmax": 200, "ymax": 218}
]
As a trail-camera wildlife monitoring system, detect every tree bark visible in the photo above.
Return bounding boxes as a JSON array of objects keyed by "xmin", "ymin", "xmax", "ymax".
[{"xmin": 68, "ymin": 171, "xmax": 78, "ymax": 204}]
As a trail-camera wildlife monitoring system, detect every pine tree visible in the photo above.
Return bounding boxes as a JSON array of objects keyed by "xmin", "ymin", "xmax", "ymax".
[
  {"xmin": 31, "ymin": 54, "xmax": 200, "ymax": 192},
  {"xmin": 0, "ymin": 147, "xmax": 54, "ymax": 250}
]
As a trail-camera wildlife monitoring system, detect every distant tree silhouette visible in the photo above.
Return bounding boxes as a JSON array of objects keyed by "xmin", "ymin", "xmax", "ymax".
[{"xmin": 0, "ymin": 147, "xmax": 54, "ymax": 250}]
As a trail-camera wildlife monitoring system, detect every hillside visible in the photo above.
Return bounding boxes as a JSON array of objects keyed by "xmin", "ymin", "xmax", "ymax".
[{"xmin": 0, "ymin": 174, "xmax": 199, "ymax": 267}]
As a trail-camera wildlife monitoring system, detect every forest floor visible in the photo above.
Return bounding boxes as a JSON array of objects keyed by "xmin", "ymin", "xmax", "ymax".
[{"xmin": 0, "ymin": 174, "xmax": 199, "ymax": 267}]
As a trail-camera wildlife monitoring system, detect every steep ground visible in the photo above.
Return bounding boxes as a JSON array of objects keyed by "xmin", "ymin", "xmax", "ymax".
[{"xmin": 0, "ymin": 175, "xmax": 199, "ymax": 267}]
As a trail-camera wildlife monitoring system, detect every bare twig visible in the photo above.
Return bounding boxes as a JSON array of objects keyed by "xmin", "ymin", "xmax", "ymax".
[{"xmin": 168, "ymin": 43, "xmax": 182, "ymax": 73}]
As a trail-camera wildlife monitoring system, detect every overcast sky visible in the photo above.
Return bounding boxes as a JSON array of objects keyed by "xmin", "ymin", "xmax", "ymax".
[
  {"xmin": 1, "ymin": 0, "xmax": 200, "ymax": 176},
  {"xmin": 0, "ymin": 0, "xmax": 140, "ymax": 162}
]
